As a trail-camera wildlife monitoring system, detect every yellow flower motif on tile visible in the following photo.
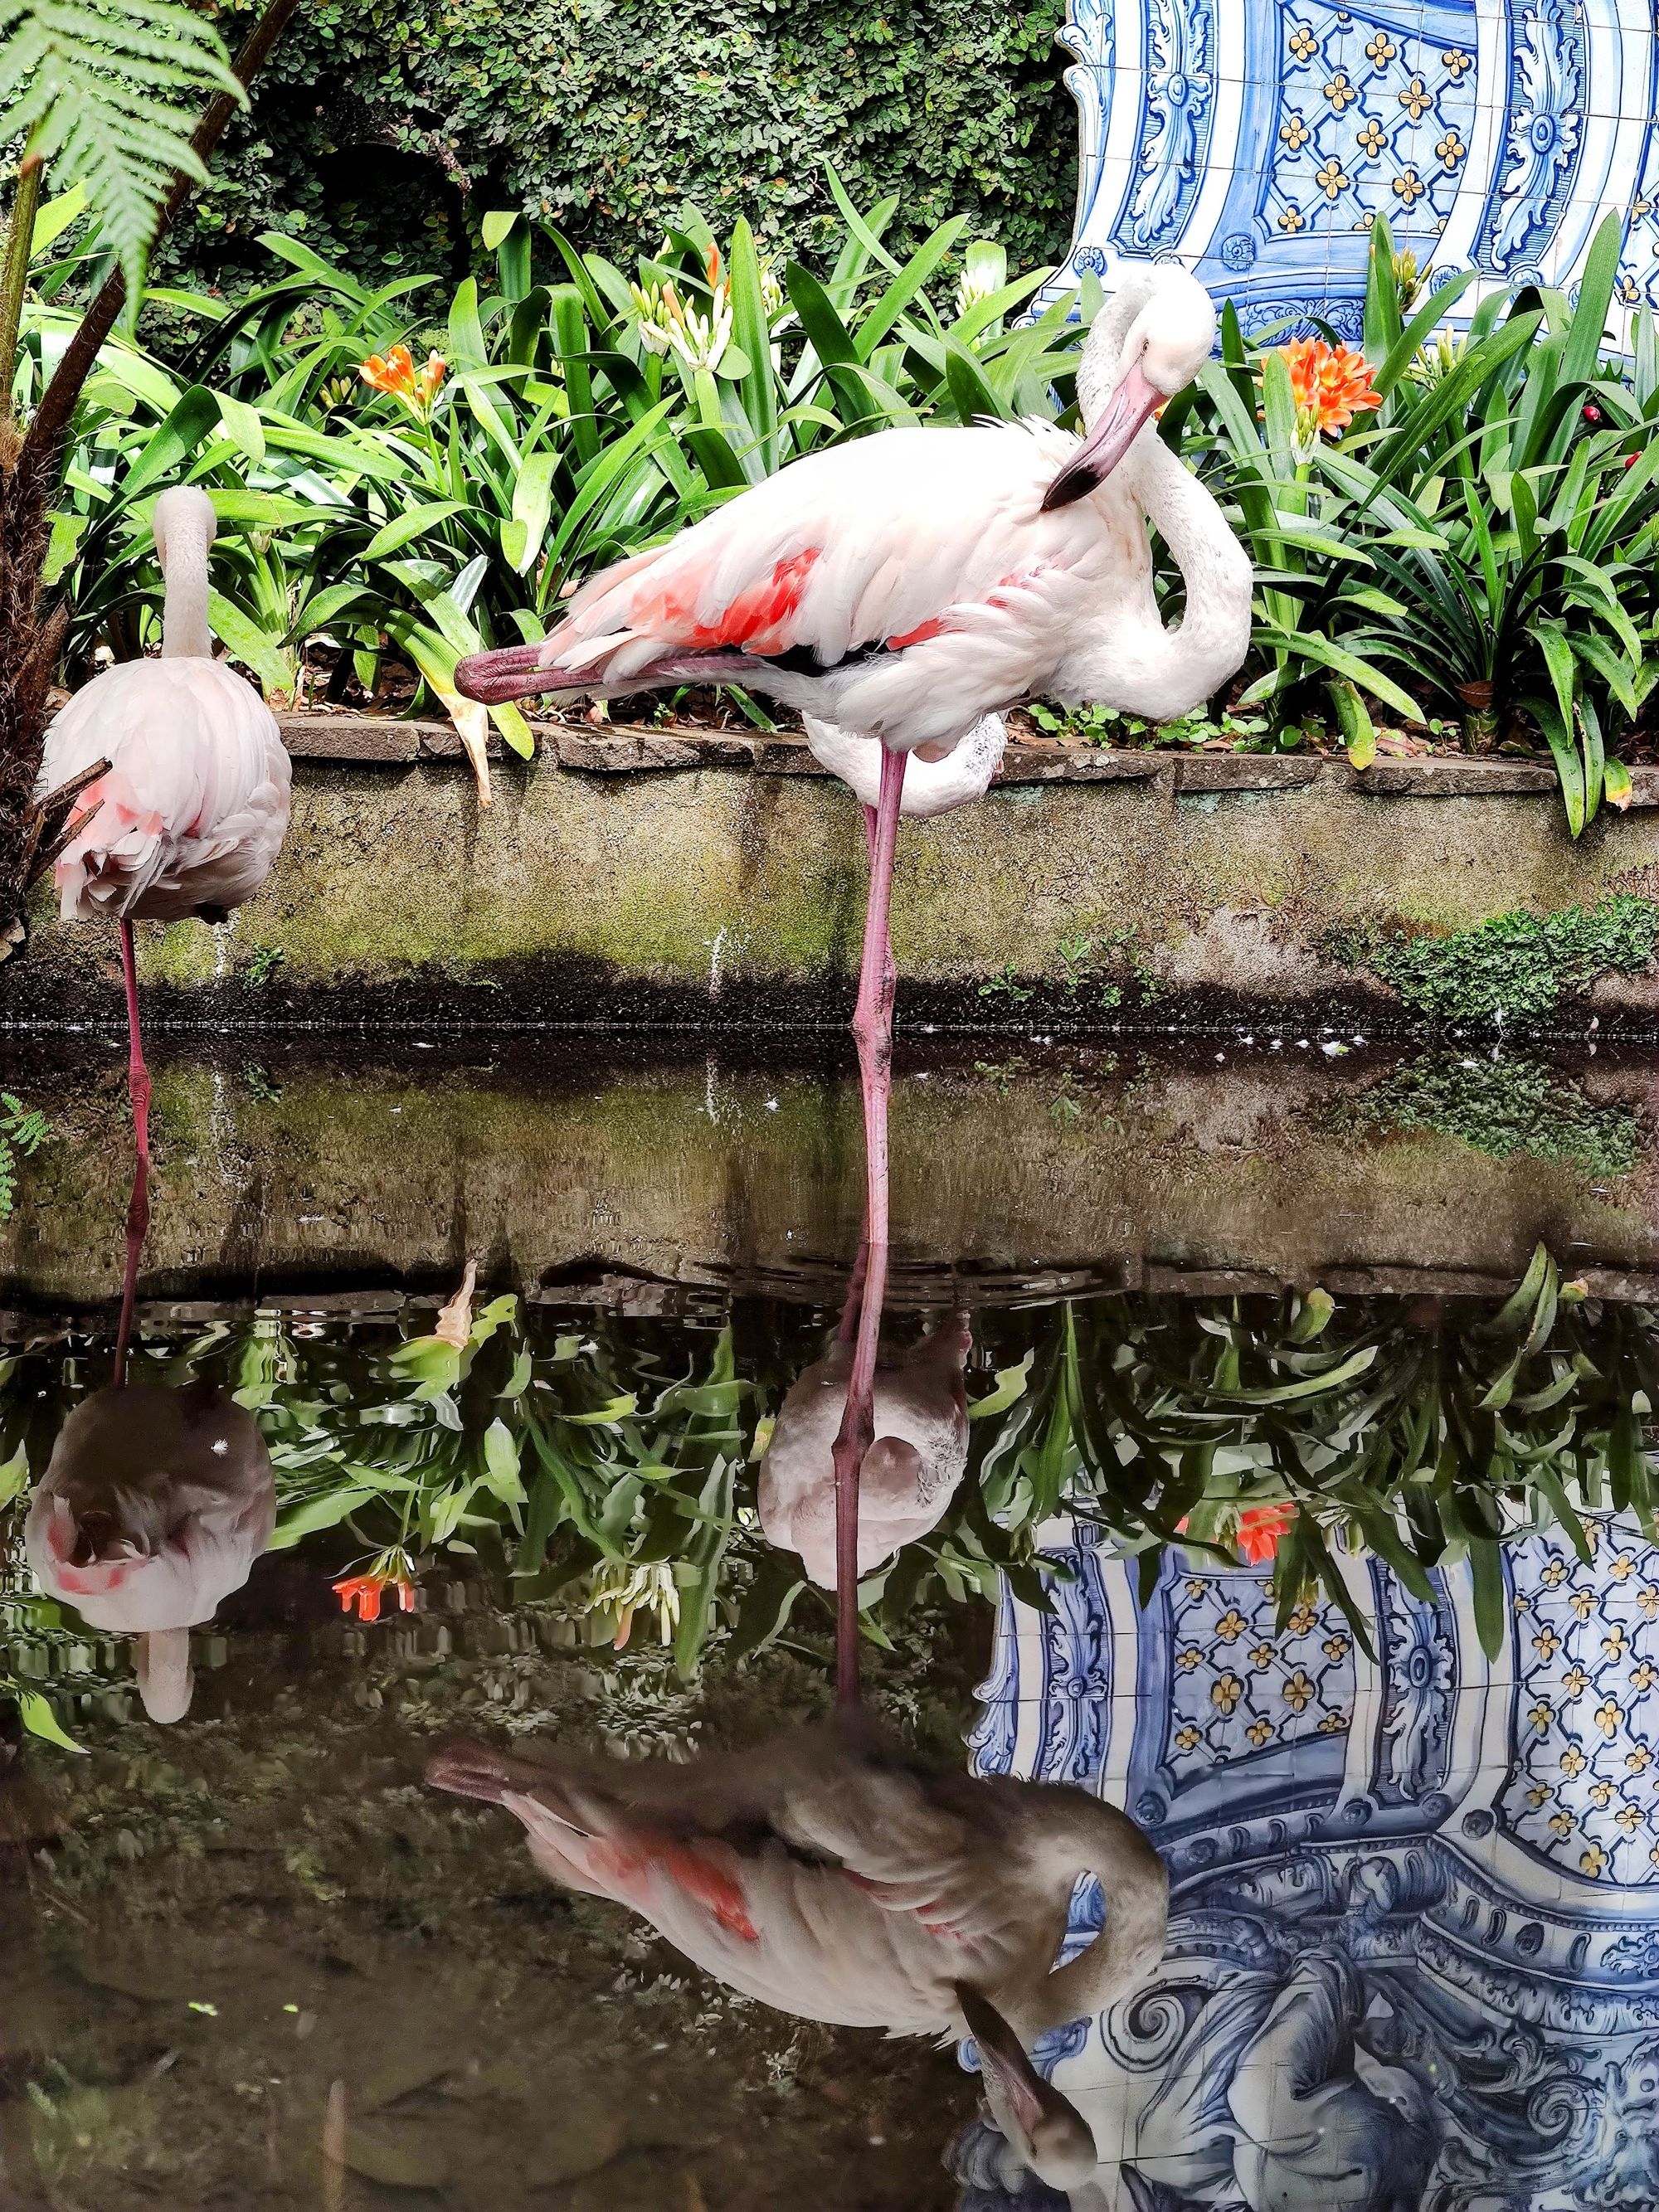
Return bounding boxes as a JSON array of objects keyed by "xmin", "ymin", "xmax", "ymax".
[
  {"xmin": 1278, "ymin": 207, "xmax": 1308, "ymax": 234},
  {"xmin": 1393, "ymin": 168, "xmax": 1427, "ymax": 207},
  {"xmin": 1530, "ymin": 1701, "xmax": 1556, "ymax": 1733},
  {"xmin": 1634, "ymin": 1661, "xmax": 1657, "ymax": 1692},
  {"xmin": 1514, "ymin": 1594, "xmax": 1531, "ymax": 1615},
  {"xmin": 1443, "ymin": 47, "xmax": 1472, "ymax": 75},
  {"xmin": 1250, "ymin": 1641, "xmax": 1276, "ymax": 1670},
  {"xmin": 1436, "ymin": 130, "xmax": 1466, "ymax": 168},
  {"xmin": 1288, "ymin": 23, "xmax": 1319, "ymax": 60},
  {"xmin": 1617, "ymin": 1802, "xmax": 1642, "ymax": 1834},
  {"xmin": 1365, "ymin": 30, "xmax": 1396, "ymax": 62},
  {"xmin": 1215, "ymin": 1608, "xmax": 1248, "ymax": 1644},
  {"xmin": 1185, "ymin": 1578, "xmax": 1210, "ymax": 1599},
  {"xmin": 1280, "ymin": 111, "xmax": 1312, "ymax": 151},
  {"xmin": 1589, "ymin": 1781, "xmax": 1615, "ymax": 1807},
  {"xmin": 1595, "ymin": 1700, "xmax": 1621, "ymax": 1738},
  {"xmin": 1526, "ymin": 1783, "xmax": 1550, "ymax": 1807},
  {"xmin": 1603, "ymin": 1624, "xmax": 1628, "ymax": 1660},
  {"xmin": 1212, "ymin": 1673, "xmax": 1244, "ymax": 1715},
  {"xmin": 1398, "ymin": 75, "xmax": 1433, "ymax": 119},
  {"xmin": 1638, "ymin": 1586, "xmax": 1659, "ymax": 1619},
  {"xmin": 1287, "ymin": 1602, "xmax": 1319, "ymax": 1636},
  {"xmin": 1587, "ymin": 1523, "xmax": 1602, "ymax": 1555},
  {"xmin": 1564, "ymin": 1665, "xmax": 1591, "ymax": 1698},
  {"xmin": 1581, "ymin": 1843, "xmax": 1608, "ymax": 1878},
  {"xmin": 1315, "ymin": 157, "xmax": 1350, "ymax": 200},
  {"xmin": 1569, "ymin": 1589, "xmax": 1595, "ymax": 1621},
  {"xmin": 1324, "ymin": 71, "xmax": 1358, "ymax": 110},
  {"xmin": 1542, "ymin": 1560, "xmax": 1568, "ymax": 1587},
  {"xmin": 1627, "ymin": 1746, "xmax": 1652, "ymax": 1772},
  {"xmin": 1609, "ymin": 1553, "xmax": 1634, "ymax": 1582},
  {"xmin": 1246, "ymin": 1717, "xmax": 1274, "ymax": 1746},
  {"xmin": 1175, "ymin": 1724, "xmax": 1202, "ymax": 1752},
  {"xmin": 1532, "ymin": 1626, "xmax": 1562, "ymax": 1660},
  {"xmin": 1563, "ymin": 1743, "xmax": 1588, "ymax": 1776},
  {"xmin": 1322, "ymin": 1635, "xmax": 1351, "ymax": 1662},
  {"xmin": 1177, "ymin": 1646, "xmax": 1204, "ymax": 1672},
  {"xmin": 1355, "ymin": 117, "xmax": 1388, "ymax": 158},
  {"xmin": 1282, "ymin": 1669, "xmax": 1317, "ymax": 1714},
  {"xmin": 1317, "ymin": 1710, "xmax": 1348, "ymax": 1733},
  {"xmin": 1548, "ymin": 1811, "xmax": 1574, "ymax": 1837}
]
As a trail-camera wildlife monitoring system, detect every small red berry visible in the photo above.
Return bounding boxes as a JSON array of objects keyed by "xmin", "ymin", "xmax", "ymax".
[
  {"xmin": 1584, "ymin": 404, "xmax": 1603, "ymax": 423},
  {"xmin": 1626, "ymin": 452, "xmax": 1642, "ymax": 469}
]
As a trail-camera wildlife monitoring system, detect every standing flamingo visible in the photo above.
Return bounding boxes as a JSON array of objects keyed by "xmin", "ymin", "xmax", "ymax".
[
  {"xmin": 428, "ymin": 1709, "xmax": 1167, "ymax": 2190},
  {"xmin": 36, "ymin": 485, "xmax": 292, "ymax": 1170},
  {"xmin": 456, "ymin": 267, "xmax": 1252, "ymax": 1681}
]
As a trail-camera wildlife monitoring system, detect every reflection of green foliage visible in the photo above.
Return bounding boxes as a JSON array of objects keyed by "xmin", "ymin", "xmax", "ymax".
[
  {"xmin": 7, "ymin": 1246, "xmax": 1659, "ymax": 1723},
  {"xmin": 1328, "ymin": 1052, "xmax": 1642, "ymax": 1177},
  {"xmin": 0, "ymin": 1092, "xmax": 50, "ymax": 1222},
  {"xmin": 1323, "ymin": 897, "xmax": 1659, "ymax": 1024}
]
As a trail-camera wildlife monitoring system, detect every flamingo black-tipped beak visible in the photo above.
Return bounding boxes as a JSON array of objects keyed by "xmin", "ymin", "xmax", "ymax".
[
  {"xmin": 1043, "ymin": 358, "xmax": 1165, "ymax": 512},
  {"xmin": 455, "ymin": 643, "xmax": 561, "ymax": 706}
]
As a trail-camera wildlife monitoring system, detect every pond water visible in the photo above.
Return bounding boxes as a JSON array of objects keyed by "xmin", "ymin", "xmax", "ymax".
[{"xmin": 2, "ymin": 1037, "xmax": 1657, "ymax": 2210}]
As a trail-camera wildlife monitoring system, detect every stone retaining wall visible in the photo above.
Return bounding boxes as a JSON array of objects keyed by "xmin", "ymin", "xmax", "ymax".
[{"xmin": 9, "ymin": 717, "xmax": 1659, "ymax": 1029}]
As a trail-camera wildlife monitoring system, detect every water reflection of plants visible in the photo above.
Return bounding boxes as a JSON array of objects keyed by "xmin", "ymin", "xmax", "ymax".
[{"xmin": 4, "ymin": 1250, "xmax": 1658, "ymax": 1719}]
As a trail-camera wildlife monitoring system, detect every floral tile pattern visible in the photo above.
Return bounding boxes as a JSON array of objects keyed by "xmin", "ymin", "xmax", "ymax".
[{"xmin": 1044, "ymin": 0, "xmax": 1659, "ymax": 335}]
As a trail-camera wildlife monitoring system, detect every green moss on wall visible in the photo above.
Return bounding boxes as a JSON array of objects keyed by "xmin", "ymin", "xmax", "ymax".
[
  {"xmin": 1323, "ymin": 896, "xmax": 1659, "ymax": 1023},
  {"xmin": 1327, "ymin": 1052, "xmax": 1643, "ymax": 1179}
]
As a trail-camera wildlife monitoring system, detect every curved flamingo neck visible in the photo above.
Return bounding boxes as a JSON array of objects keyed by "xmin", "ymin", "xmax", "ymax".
[
  {"xmin": 995, "ymin": 1793, "xmax": 1169, "ymax": 2038},
  {"xmin": 160, "ymin": 516, "xmax": 213, "ymax": 661},
  {"xmin": 1121, "ymin": 433, "xmax": 1254, "ymax": 702}
]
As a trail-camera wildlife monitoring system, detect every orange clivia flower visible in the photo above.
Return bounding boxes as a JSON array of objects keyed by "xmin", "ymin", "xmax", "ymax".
[
  {"xmin": 703, "ymin": 242, "xmax": 722, "ymax": 288},
  {"xmin": 359, "ymin": 343, "xmax": 416, "ymax": 396},
  {"xmin": 333, "ymin": 1554, "xmax": 417, "ymax": 1622},
  {"xmin": 416, "ymin": 350, "xmax": 447, "ymax": 406},
  {"xmin": 1235, "ymin": 1503, "xmax": 1297, "ymax": 1564},
  {"xmin": 1275, "ymin": 335, "xmax": 1382, "ymax": 439}
]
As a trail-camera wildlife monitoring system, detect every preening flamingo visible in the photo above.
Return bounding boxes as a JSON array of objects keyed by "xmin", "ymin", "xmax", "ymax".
[
  {"xmin": 428, "ymin": 1708, "xmax": 1168, "ymax": 2190},
  {"xmin": 25, "ymin": 1374, "xmax": 276, "ymax": 1723},
  {"xmin": 36, "ymin": 485, "xmax": 292, "ymax": 1169},
  {"xmin": 457, "ymin": 267, "xmax": 1250, "ymax": 1616}
]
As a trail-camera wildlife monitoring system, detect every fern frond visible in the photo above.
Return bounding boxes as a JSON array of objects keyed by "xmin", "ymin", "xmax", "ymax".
[{"xmin": 0, "ymin": 0, "xmax": 243, "ymax": 306}]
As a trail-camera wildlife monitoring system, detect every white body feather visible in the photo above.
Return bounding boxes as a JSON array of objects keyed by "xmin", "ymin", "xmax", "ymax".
[{"xmin": 35, "ymin": 487, "xmax": 291, "ymax": 923}]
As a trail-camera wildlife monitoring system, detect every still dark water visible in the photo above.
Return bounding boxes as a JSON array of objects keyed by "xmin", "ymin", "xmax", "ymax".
[{"xmin": 2, "ymin": 1037, "xmax": 1657, "ymax": 2210}]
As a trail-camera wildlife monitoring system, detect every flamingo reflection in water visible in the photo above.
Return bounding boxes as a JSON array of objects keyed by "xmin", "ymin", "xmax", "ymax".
[
  {"xmin": 22, "ymin": 1170, "xmax": 275, "ymax": 1723},
  {"xmin": 430, "ymin": 1081, "xmax": 1168, "ymax": 2193}
]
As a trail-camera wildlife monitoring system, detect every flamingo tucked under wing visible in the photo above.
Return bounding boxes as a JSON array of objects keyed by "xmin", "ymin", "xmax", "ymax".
[
  {"xmin": 36, "ymin": 486, "xmax": 292, "ymax": 1168},
  {"xmin": 429, "ymin": 1709, "xmax": 1168, "ymax": 2190}
]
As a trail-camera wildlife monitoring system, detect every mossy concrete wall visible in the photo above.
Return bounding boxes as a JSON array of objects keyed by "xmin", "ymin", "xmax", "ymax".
[
  {"xmin": 5, "ymin": 1039, "xmax": 1656, "ymax": 1309},
  {"xmin": 12, "ymin": 725, "xmax": 1659, "ymax": 1028}
]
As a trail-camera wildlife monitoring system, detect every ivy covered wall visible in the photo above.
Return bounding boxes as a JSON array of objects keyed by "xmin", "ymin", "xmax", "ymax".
[{"xmin": 178, "ymin": 0, "xmax": 1078, "ymax": 289}]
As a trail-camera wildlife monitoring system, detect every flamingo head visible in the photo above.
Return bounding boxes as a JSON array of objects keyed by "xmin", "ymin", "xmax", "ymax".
[
  {"xmin": 1044, "ymin": 266, "xmax": 1217, "ymax": 512},
  {"xmin": 959, "ymin": 1985, "xmax": 1100, "ymax": 2190}
]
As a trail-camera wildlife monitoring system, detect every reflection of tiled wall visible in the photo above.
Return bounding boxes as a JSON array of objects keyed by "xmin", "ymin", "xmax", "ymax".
[
  {"xmin": 1504, "ymin": 1520, "xmax": 1659, "ymax": 1887},
  {"xmin": 963, "ymin": 1516, "xmax": 1659, "ymax": 2207},
  {"xmin": 1048, "ymin": 0, "xmax": 1659, "ymax": 337}
]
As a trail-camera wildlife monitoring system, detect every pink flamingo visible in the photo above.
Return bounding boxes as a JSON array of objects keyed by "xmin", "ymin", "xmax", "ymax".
[
  {"xmin": 428, "ymin": 1710, "xmax": 1167, "ymax": 2190},
  {"xmin": 457, "ymin": 269, "xmax": 1250, "ymax": 1667},
  {"xmin": 36, "ymin": 486, "xmax": 292, "ymax": 1169}
]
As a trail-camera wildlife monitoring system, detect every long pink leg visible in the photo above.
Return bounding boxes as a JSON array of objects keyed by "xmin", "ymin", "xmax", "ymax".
[
  {"xmin": 830, "ymin": 744, "xmax": 906, "ymax": 1707},
  {"xmin": 114, "ymin": 1155, "xmax": 149, "ymax": 1387},
  {"xmin": 861, "ymin": 805, "xmax": 897, "ymax": 1016},
  {"xmin": 119, "ymin": 918, "xmax": 151, "ymax": 1170}
]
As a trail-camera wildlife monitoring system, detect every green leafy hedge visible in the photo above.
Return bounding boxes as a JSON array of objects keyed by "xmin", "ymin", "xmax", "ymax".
[{"xmin": 170, "ymin": 0, "xmax": 1077, "ymax": 292}]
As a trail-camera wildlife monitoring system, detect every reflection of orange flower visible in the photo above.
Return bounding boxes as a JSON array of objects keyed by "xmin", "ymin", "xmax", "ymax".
[
  {"xmin": 1237, "ymin": 1503, "xmax": 1297, "ymax": 1563},
  {"xmin": 333, "ymin": 1558, "xmax": 417, "ymax": 1621},
  {"xmin": 360, "ymin": 344, "xmax": 448, "ymax": 416},
  {"xmin": 1276, "ymin": 336, "xmax": 1382, "ymax": 438}
]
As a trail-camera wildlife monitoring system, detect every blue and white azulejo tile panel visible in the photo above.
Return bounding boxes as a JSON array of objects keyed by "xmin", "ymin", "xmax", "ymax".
[
  {"xmin": 1045, "ymin": 0, "xmax": 1659, "ymax": 338},
  {"xmin": 954, "ymin": 1510, "xmax": 1659, "ymax": 2209}
]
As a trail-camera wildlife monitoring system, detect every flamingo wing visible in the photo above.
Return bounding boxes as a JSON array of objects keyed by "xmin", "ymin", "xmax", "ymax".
[
  {"xmin": 41, "ymin": 660, "xmax": 290, "ymax": 922},
  {"xmin": 468, "ymin": 421, "xmax": 1110, "ymax": 743}
]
